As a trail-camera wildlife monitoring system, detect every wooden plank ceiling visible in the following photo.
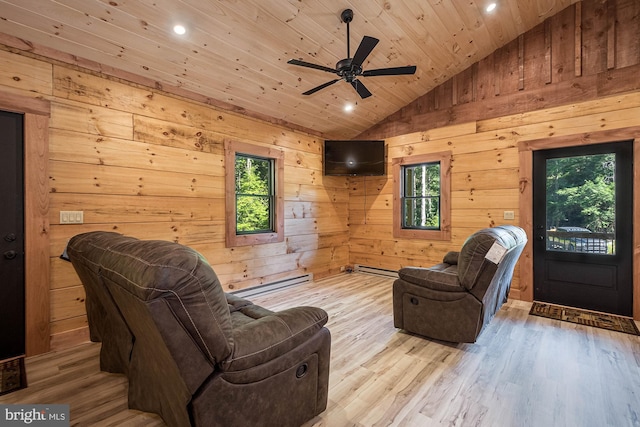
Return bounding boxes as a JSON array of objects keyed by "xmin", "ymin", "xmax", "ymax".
[{"xmin": 0, "ymin": 0, "xmax": 577, "ymax": 138}]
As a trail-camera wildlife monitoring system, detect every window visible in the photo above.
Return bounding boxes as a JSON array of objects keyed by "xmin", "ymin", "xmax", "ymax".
[
  {"xmin": 393, "ymin": 151, "xmax": 451, "ymax": 240},
  {"xmin": 225, "ymin": 140, "xmax": 284, "ymax": 247},
  {"xmin": 402, "ymin": 162, "xmax": 441, "ymax": 229}
]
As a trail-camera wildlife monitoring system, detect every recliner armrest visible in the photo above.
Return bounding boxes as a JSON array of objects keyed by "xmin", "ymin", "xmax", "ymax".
[
  {"xmin": 443, "ymin": 251, "xmax": 460, "ymax": 265},
  {"xmin": 221, "ymin": 306, "xmax": 328, "ymax": 371},
  {"xmin": 398, "ymin": 266, "xmax": 465, "ymax": 292},
  {"xmin": 225, "ymin": 292, "xmax": 254, "ymax": 312}
]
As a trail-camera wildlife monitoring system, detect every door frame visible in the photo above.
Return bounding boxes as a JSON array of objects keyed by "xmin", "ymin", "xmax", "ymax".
[
  {"xmin": 0, "ymin": 91, "xmax": 51, "ymax": 356},
  {"xmin": 518, "ymin": 126, "xmax": 640, "ymax": 320}
]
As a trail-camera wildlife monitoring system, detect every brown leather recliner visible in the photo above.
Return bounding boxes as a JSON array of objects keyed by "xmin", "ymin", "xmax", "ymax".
[
  {"xmin": 66, "ymin": 231, "xmax": 331, "ymax": 427},
  {"xmin": 64, "ymin": 232, "xmax": 134, "ymax": 375},
  {"xmin": 393, "ymin": 225, "xmax": 527, "ymax": 343}
]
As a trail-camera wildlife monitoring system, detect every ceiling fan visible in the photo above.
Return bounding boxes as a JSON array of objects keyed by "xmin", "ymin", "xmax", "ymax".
[{"xmin": 287, "ymin": 9, "xmax": 417, "ymax": 99}]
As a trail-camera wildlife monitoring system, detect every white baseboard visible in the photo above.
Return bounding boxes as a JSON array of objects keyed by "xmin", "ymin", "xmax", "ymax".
[
  {"xmin": 231, "ymin": 273, "xmax": 314, "ymax": 298},
  {"xmin": 353, "ymin": 264, "xmax": 399, "ymax": 278}
]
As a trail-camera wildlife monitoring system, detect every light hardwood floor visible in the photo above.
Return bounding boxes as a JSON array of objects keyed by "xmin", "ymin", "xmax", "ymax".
[{"xmin": 2, "ymin": 273, "xmax": 640, "ymax": 426}]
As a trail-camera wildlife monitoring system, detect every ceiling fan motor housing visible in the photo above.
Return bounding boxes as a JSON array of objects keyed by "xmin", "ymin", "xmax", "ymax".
[{"xmin": 336, "ymin": 58, "xmax": 362, "ymax": 82}]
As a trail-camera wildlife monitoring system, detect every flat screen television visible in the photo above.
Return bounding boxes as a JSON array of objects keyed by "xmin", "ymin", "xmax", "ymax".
[{"xmin": 323, "ymin": 140, "xmax": 385, "ymax": 176}]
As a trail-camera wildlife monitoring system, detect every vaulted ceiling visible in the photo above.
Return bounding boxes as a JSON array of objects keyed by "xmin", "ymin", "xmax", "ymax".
[{"xmin": 0, "ymin": 0, "xmax": 577, "ymax": 138}]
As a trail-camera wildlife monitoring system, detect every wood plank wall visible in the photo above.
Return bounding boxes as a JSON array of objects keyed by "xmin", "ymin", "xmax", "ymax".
[
  {"xmin": 0, "ymin": 47, "xmax": 350, "ymax": 351},
  {"xmin": 349, "ymin": 94, "xmax": 640, "ymax": 299},
  {"xmin": 349, "ymin": 0, "xmax": 640, "ymax": 313},
  {"xmin": 358, "ymin": 0, "xmax": 640, "ymax": 140}
]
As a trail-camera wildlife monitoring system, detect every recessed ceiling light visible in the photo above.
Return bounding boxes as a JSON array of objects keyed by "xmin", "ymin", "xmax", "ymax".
[
  {"xmin": 173, "ymin": 24, "xmax": 186, "ymax": 35},
  {"xmin": 344, "ymin": 103, "xmax": 354, "ymax": 112},
  {"xmin": 486, "ymin": 3, "xmax": 497, "ymax": 12}
]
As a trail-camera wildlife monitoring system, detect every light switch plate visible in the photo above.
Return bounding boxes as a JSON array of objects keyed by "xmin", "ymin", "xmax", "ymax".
[
  {"xmin": 503, "ymin": 211, "xmax": 515, "ymax": 220},
  {"xmin": 60, "ymin": 211, "xmax": 84, "ymax": 224}
]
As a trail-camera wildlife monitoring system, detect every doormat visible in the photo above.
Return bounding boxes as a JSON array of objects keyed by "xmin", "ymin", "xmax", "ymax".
[
  {"xmin": 530, "ymin": 302, "xmax": 640, "ymax": 335},
  {"xmin": 0, "ymin": 356, "xmax": 27, "ymax": 396}
]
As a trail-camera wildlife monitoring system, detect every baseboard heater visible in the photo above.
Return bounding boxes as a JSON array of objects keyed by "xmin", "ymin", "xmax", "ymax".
[
  {"xmin": 231, "ymin": 273, "xmax": 314, "ymax": 298},
  {"xmin": 353, "ymin": 264, "xmax": 399, "ymax": 278}
]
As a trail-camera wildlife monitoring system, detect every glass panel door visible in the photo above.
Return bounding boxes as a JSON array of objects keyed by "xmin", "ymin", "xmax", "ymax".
[{"xmin": 533, "ymin": 141, "xmax": 633, "ymax": 316}]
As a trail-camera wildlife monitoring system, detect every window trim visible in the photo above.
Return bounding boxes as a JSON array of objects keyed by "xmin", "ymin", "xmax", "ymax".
[
  {"xmin": 393, "ymin": 151, "xmax": 452, "ymax": 241},
  {"xmin": 225, "ymin": 140, "xmax": 284, "ymax": 247}
]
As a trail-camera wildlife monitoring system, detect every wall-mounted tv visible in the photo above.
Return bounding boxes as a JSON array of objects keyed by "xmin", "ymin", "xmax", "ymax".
[{"xmin": 323, "ymin": 140, "xmax": 385, "ymax": 176}]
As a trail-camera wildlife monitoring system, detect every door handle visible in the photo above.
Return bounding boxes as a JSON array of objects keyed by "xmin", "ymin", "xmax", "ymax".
[
  {"xmin": 538, "ymin": 235, "xmax": 545, "ymax": 241},
  {"xmin": 4, "ymin": 250, "xmax": 17, "ymax": 260}
]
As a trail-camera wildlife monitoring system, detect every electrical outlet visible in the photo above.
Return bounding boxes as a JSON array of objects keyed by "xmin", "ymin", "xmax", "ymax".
[
  {"xmin": 60, "ymin": 211, "xmax": 84, "ymax": 224},
  {"xmin": 503, "ymin": 211, "xmax": 515, "ymax": 220}
]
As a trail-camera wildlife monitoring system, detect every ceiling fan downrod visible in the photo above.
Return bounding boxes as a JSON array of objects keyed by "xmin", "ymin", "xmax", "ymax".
[{"xmin": 341, "ymin": 9, "xmax": 354, "ymax": 59}]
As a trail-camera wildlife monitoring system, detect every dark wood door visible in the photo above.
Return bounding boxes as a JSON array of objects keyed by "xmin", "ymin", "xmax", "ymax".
[
  {"xmin": 0, "ymin": 110, "xmax": 25, "ymax": 360},
  {"xmin": 533, "ymin": 141, "xmax": 633, "ymax": 316}
]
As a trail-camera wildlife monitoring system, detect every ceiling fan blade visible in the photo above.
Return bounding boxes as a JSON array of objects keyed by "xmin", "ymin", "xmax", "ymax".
[
  {"xmin": 287, "ymin": 59, "xmax": 336, "ymax": 74},
  {"xmin": 351, "ymin": 79, "xmax": 372, "ymax": 99},
  {"xmin": 351, "ymin": 36, "xmax": 379, "ymax": 68},
  {"xmin": 362, "ymin": 65, "xmax": 417, "ymax": 77},
  {"xmin": 302, "ymin": 79, "xmax": 340, "ymax": 95}
]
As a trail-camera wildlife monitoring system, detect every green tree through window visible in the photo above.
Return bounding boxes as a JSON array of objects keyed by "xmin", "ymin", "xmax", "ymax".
[
  {"xmin": 546, "ymin": 153, "xmax": 615, "ymax": 232},
  {"xmin": 402, "ymin": 162, "xmax": 441, "ymax": 229},
  {"xmin": 235, "ymin": 154, "xmax": 274, "ymax": 233}
]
